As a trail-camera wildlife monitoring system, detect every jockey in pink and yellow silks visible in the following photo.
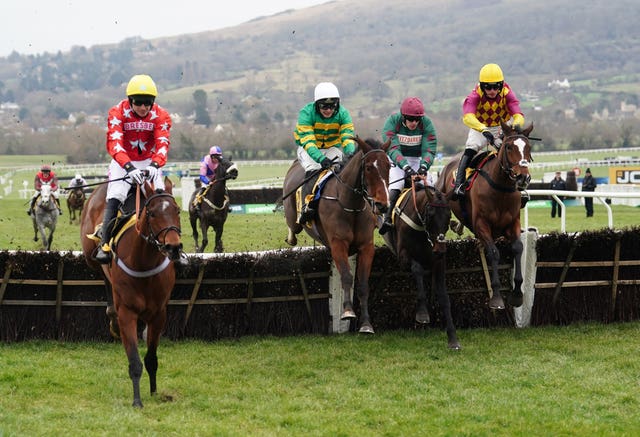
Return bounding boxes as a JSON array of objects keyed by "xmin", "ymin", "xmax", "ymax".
[{"xmin": 453, "ymin": 63, "xmax": 525, "ymax": 198}]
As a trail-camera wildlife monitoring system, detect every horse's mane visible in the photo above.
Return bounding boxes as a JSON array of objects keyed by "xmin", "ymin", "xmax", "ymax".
[{"xmin": 363, "ymin": 138, "xmax": 383, "ymax": 149}]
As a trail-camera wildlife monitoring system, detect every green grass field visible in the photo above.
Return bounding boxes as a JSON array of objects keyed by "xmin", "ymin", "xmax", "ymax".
[{"xmin": 2, "ymin": 323, "xmax": 640, "ymax": 436}]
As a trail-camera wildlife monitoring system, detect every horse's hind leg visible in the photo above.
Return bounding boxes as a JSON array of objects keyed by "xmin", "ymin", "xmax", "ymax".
[
  {"xmin": 507, "ymin": 238, "xmax": 524, "ymax": 307},
  {"xmin": 410, "ymin": 259, "xmax": 430, "ymax": 324}
]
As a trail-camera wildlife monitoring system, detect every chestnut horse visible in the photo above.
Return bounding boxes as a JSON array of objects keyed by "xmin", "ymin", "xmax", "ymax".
[
  {"xmin": 283, "ymin": 137, "xmax": 390, "ymax": 333},
  {"xmin": 380, "ymin": 177, "xmax": 460, "ymax": 349},
  {"xmin": 188, "ymin": 157, "xmax": 238, "ymax": 252},
  {"xmin": 80, "ymin": 178, "xmax": 184, "ymax": 407},
  {"xmin": 436, "ymin": 122, "xmax": 534, "ymax": 310},
  {"xmin": 67, "ymin": 187, "xmax": 85, "ymax": 224}
]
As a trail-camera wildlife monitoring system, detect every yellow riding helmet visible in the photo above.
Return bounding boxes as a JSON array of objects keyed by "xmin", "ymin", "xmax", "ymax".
[
  {"xmin": 478, "ymin": 63, "xmax": 504, "ymax": 83},
  {"xmin": 126, "ymin": 74, "xmax": 158, "ymax": 97}
]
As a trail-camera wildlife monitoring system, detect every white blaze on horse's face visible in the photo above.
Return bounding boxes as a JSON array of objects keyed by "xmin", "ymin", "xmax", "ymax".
[{"xmin": 514, "ymin": 138, "xmax": 530, "ymax": 167}]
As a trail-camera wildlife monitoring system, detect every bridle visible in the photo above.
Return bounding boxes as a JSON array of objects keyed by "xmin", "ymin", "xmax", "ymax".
[
  {"xmin": 412, "ymin": 179, "xmax": 448, "ymax": 249},
  {"xmin": 135, "ymin": 189, "xmax": 182, "ymax": 253},
  {"xmin": 499, "ymin": 134, "xmax": 532, "ymax": 188},
  {"xmin": 330, "ymin": 149, "xmax": 389, "ymax": 213}
]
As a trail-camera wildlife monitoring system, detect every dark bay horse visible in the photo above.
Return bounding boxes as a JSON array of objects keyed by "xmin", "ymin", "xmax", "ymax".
[
  {"xmin": 32, "ymin": 183, "xmax": 59, "ymax": 250},
  {"xmin": 188, "ymin": 157, "xmax": 238, "ymax": 252},
  {"xmin": 67, "ymin": 187, "xmax": 85, "ymax": 224},
  {"xmin": 380, "ymin": 177, "xmax": 460, "ymax": 349},
  {"xmin": 437, "ymin": 122, "xmax": 534, "ymax": 310},
  {"xmin": 283, "ymin": 137, "xmax": 391, "ymax": 333},
  {"xmin": 80, "ymin": 179, "xmax": 185, "ymax": 407}
]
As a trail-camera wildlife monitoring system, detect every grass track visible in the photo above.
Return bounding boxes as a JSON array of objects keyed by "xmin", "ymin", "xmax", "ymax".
[{"xmin": 1, "ymin": 323, "xmax": 640, "ymax": 435}]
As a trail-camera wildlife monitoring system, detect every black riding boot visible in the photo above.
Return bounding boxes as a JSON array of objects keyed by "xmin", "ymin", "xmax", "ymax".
[
  {"xmin": 298, "ymin": 172, "xmax": 317, "ymax": 224},
  {"xmin": 95, "ymin": 198, "xmax": 121, "ymax": 264},
  {"xmin": 26, "ymin": 196, "xmax": 36, "ymax": 215},
  {"xmin": 379, "ymin": 189, "xmax": 401, "ymax": 235},
  {"xmin": 453, "ymin": 150, "xmax": 474, "ymax": 198}
]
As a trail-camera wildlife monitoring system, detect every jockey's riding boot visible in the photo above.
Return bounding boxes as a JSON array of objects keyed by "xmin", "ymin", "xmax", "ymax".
[
  {"xmin": 453, "ymin": 150, "xmax": 474, "ymax": 198},
  {"xmin": 298, "ymin": 173, "xmax": 316, "ymax": 225},
  {"xmin": 379, "ymin": 189, "xmax": 401, "ymax": 235},
  {"xmin": 26, "ymin": 196, "xmax": 36, "ymax": 215},
  {"xmin": 95, "ymin": 198, "xmax": 121, "ymax": 264},
  {"xmin": 56, "ymin": 198, "xmax": 63, "ymax": 215}
]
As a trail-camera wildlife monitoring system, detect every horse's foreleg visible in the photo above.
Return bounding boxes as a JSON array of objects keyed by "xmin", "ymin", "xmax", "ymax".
[
  {"xmin": 331, "ymin": 244, "xmax": 355, "ymax": 321},
  {"xmin": 47, "ymin": 227, "xmax": 54, "ymax": 251},
  {"xmin": 355, "ymin": 245, "xmax": 375, "ymax": 334},
  {"xmin": 189, "ymin": 216, "xmax": 200, "ymax": 252},
  {"xmin": 200, "ymin": 221, "xmax": 209, "ymax": 253},
  {"xmin": 508, "ymin": 238, "xmax": 524, "ymax": 307},
  {"xmin": 214, "ymin": 224, "xmax": 224, "ymax": 253},
  {"xmin": 432, "ymin": 253, "xmax": 460, "ymax": 350},
  {"xmin": 118, "ymin": 309, "xmax": 144, "ymax": 407},
  {"xmin": 410, "ymin": 259, "xmax": 430, "ymax": 324},
  {"xmin": 485, "ymin": 243, "xmax": 505, "ymax": 310},
  {"xmin": 143, "ymin": 312, "xmax": 166, "ymax": 396}
]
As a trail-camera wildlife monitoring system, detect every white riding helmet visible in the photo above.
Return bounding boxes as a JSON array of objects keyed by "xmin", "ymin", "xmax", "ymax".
[
  {"xmin": 75, "ymin": 173, "xmax": 82, "ymax": 179},
  {"xmin": 314, "ymin": 82, "xmax": 340, "ymax": 102}
]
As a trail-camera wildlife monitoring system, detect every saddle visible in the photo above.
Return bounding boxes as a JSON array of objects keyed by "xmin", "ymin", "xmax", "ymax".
[
  {"xmin": 450, "ymin": 151, "xmax": 496, "ymax": 192},
  {"xmin": 389, "ymin": 184, "xmax": 427, "ymax": 230},
  {"xmin": 296, "ymin": 169, "xmax": 333, "ymax": 214}
]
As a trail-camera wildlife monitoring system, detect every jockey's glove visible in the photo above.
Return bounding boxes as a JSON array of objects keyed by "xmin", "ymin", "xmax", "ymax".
[
  {"xmin": 125, "ymin": 165, "xmax": 145, "ymax": 185},
  {"xmin": 320, "ymin": 157, "xmax": 333, "ymax": 170},
  {"xmin": 418, "ymin": 165, "xmax": 429, "ymax": 176},
  {"xmin": 482, "ymin": 130, "xmax": 495, "ymax": 144},
  {"xmin": 146, "ymin": 164, "xmax": 159, "ymax": 180},
  {"xmin": 403, "ymin": 165, "xmax": 417, "ymax": 178}
]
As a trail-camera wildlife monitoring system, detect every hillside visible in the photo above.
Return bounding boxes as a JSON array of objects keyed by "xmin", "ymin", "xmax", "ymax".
[{"xmin": 1, "ymin": 0, "xmax": 639, "ymax": 159}]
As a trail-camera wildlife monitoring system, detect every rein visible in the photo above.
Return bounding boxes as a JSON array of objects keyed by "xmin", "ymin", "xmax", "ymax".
[{"xmin": 329, "ymin": 149, "xmax": 388, "ymax": 213}]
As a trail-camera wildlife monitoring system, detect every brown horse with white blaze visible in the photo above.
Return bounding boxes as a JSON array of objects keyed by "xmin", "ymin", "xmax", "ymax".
[
  {"xmin": 80, "ymin": 178, "xmax": 185, "ymax": 407},
  {"xmin": 436, "ymin": 121, "xmax": 534, "ymax": 310},
  {"xmin": 283, "ymin": 137, "xmax": 391, "ymax": 333}
]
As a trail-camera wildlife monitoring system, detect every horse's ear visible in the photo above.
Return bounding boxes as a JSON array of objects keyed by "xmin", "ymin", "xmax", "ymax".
[
  {"xmin": 382, "ymin": 138, "xmax": 392, "ymax": 152},
  {"xmin": 163, "ymin": 176, "xmax": 174, "ymax": 194},
  {"xmin": 522, "ymin": 122, "xmax": 534, "ymax": 137},
  {"xmin": 353, "ymin": 135, "xmax": 366, "ymax": 153}
]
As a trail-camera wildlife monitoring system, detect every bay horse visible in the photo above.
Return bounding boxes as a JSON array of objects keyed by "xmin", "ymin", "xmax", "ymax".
[
  {"xmin": 283, "ymin": 137, "xmax": 391, "ymax": 333},
  {"xmin": 32, "ymin": 183, "xmax": 59, "ymax": 250},
  {"xmin": 436, "ymin": 121, "xmax": 534, "ymax": 310},
  {"xmin": 80, "ymin": 178, "xmax": 185, "ymax": 407},
  {"xmin": 380, "ymin": 177, "xmax": 460, "ymax": 349},
  {"xmin": 67, "ymin": 187, "xmax": 85, "ymax": 224},
  {"xmin": 188, "ymin": 157, "xmax": 238, "ymax": 252}
]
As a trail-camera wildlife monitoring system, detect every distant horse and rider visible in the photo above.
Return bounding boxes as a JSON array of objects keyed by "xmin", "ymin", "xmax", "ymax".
[
  {"xmin": 31, "ymin": 183, "xmax": 59, "ymax": 251},
  {"xmin": 67, "ymin": 187, "xmax": 86, "ymax": 224},
  {"xmin": 437, "ymin": 121, "xmax": 535, "ymax": 310},
  {"xmin": 379, "ymin": 175, "xmax": 460, "ymax": 349},
  {"xmin": 81, "ymin": 176, "xmax": 186, "ymax": 407},
  {"xmin": 283, "ymin": 136, "xmax": 391, "ymax": 334},
  {"xmin": 188, "ymin": 155, "xmax": 238, "ymax": 253}
]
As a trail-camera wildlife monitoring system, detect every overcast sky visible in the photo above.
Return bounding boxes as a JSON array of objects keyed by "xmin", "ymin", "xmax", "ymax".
[{"xmin": 2, "ymin": 0, "xmax": 328, "ymax": 57}]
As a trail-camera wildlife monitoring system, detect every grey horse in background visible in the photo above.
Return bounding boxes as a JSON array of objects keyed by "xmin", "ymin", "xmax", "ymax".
[{"xmin": 32, "ymin": 183, "xmax": 59, "ymax": 250}]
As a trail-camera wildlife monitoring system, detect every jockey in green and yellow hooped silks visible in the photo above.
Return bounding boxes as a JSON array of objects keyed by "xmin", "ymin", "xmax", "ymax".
[{"xmin": 293, "ymin": 82, "xmax": 356, "ymax": 224}]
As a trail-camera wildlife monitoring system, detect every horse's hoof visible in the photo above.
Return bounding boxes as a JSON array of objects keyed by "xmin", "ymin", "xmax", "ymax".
[
  {"xmin": 489, "ymin": 295, "xmax": 505, "ymax": 310},
  {"xmin": 358, "ymin": 324, "xmax": 375, "ymax": 334},
  {"xmin": 132, "ymin": 399, "xmax": 143, "ymax": 408},
  {"xmin": 448, "ymin": 341, "xmax": 462, "ymax": 350},
  {"xmin": 341, "ymin": 309, "xmax": 356, "ymax": 320},
  {"xmin": 508, "ymin": 292, "xmax": 524, "ymax": 308},
  {"xmin": 415, "ymin": 311, "xmax": 430, "ymax": 325},
  {"xmin": 33, "ymin": 236, "xmax": 38, "ymax": 242}
]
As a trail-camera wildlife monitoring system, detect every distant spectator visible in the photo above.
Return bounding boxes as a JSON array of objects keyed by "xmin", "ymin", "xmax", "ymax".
[
  {"xmin": 550, "ymin": 171, "xmax": 566, "ymax": 218},
  {"xmin": 582, "ymin": 168, "xmax": 597, "ymax": 217}
]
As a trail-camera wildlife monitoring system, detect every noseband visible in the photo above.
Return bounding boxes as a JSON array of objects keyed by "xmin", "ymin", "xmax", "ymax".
[{"xmin": 137, "ymin": 192, "xmax": 182, "ymax": 251}]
